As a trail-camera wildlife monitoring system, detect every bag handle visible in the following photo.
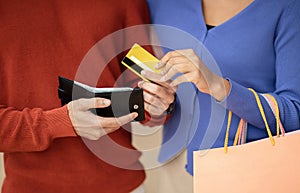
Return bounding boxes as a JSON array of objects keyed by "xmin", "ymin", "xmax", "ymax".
[
  {"xmin": 224, "ymin": 88, "xmax": 286, "ymax": 153},
  {"xmin": 261, "ymin": 94, "xmax": 285, "ymax": 137}
]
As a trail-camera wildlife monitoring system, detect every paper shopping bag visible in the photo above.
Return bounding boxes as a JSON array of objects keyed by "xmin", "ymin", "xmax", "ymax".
[{"xmin": 194, "ymin": 130, "xmax": 300, "ymax": 193}]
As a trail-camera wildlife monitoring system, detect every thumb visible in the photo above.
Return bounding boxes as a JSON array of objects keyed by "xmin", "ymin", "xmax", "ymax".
[{"xmin": 76, "ymin": 97, "xmax": 111, "ymax": 110}]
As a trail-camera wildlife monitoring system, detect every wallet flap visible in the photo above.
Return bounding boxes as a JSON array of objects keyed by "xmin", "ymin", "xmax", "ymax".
[{"xmin": 58, "ymin": 76, "xmax": 145, "ymax": 121}]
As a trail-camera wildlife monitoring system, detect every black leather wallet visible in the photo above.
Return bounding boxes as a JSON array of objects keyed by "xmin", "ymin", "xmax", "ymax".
[{"xmin": 58, "ymin": 76, "xmax": 145, "ymax": 121}]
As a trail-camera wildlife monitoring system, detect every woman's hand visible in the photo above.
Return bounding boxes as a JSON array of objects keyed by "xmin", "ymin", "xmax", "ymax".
[
  {"xmin": 157, "ymin": 49, "xmax": 230, "ymax": 101},
  {"xmin": 67, "ymin": 98, "xmax": 137, "ymax": 140},
  {"xmin": 138, "ymin": 70, "xmax": 177, "ymax": 116}
]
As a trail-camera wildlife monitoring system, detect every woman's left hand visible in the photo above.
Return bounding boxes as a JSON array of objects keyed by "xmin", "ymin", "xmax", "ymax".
[
  {"xmin": 138, "ymin": 70, "xmax": 177, "ymax": 116},
  {"xmin": 157, "ymin": 49, "xmax": 230, "ymax": 101}
]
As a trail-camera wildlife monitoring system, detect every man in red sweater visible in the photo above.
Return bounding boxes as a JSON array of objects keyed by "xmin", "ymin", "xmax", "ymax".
[{"xmin": 0, "ymin": 0, "xmax": 176, "ymax": 192}]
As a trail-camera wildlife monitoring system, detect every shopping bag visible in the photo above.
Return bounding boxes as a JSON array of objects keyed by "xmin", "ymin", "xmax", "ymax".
[
  {"xmin": 194, "ymin": 130, "xmax": 300, "ymax": 193},
  {"xmin": 193, "ymin": 89, "xmax": 300, "ymax": 193}
]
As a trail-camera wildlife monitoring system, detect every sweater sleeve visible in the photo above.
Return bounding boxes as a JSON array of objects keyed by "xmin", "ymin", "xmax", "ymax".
[
  {"xmin": 0, "ymin": 105, "xmax": 77, "ymax": 153},
  {"xmin": 221, "ymin": 0, "xmax": 300, "ymax": 133}
]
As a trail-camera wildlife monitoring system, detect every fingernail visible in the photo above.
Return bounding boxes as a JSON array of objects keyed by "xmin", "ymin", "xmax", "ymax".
[
  {"xmin": 160, "ymin": 76, "xmax": 166, "ymax": 81},
  {"xmin": 132, "ymin": 112, "xmax": 138, "ymax": 118},
  {"xmin": 103, "ymin": 99, "xmax": 111, "ymax": 105},
  {"xmin": 141, "ymin": 70, "xmax": 146, "ymax": 76},
  {"xmin": 138, "ymin": 81, "xmax": 143, "ymax": 87},
  {"xmin": 170, "ymin": 82, "xmax": 177, "ymax": 87},
  {"xmin": 155, "ymin": 62, "xmax": 161, "ymax": 69}
]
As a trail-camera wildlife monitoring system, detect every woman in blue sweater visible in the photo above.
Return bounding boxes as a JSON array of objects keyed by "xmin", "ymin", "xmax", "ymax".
[{"xmin": 139, "ymin": 0, "xmax": 300, "ymax": 192}]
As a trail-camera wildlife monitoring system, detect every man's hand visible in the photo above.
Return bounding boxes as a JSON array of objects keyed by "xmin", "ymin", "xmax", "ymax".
[{"xmin": 67, "ymin": 98, "xmax": 137, "ymax": 140}]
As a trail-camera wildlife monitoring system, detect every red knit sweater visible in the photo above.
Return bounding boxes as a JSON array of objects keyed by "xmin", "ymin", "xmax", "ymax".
[{"xmin": 0, "ymin": 0, "xmax": 152, "ymax": 192}]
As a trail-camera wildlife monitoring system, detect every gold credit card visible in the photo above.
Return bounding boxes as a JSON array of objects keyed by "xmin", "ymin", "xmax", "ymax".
[{"xmin": 121, "ymin": 43, "xmax": 161, "ymax": 82}]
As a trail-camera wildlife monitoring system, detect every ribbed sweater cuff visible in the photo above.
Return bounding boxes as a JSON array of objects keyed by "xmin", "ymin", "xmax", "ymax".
[
  {"xmin": 44, "ymin": 106, "xmax": 77, "ymax": 139},
  {"xmin": 218, "ymin": 78, "xmax": 249, "ymax": 110}
]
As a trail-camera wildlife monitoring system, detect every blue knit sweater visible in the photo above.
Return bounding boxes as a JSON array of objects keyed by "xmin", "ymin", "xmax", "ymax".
[{"xmin": 147, "ymin": 0, "xmax": 300, "ymax": 175}]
